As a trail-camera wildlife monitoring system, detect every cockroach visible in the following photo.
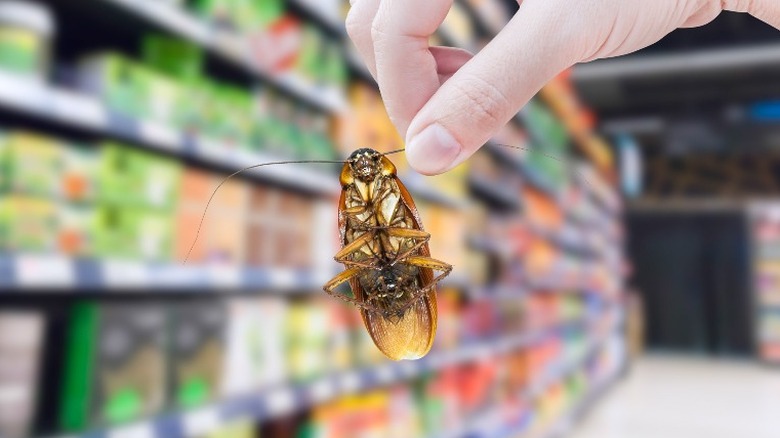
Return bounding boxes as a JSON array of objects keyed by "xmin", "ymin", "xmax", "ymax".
[
  {"xmin": 185, "ymin": 143, "xmax": 580, "ymax": 361},
  {"xmin": 323, "ymin": 147, "xmax": 451, "ymax": 360}
]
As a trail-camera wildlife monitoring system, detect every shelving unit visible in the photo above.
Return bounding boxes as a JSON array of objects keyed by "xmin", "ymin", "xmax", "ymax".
[
  {"xmin": 88, "ymin": 0, "xmax": 349, "ymax": 113},
  {"xmin": 0, "ymin": 71, "xmax": 340, "ymax": 196},
  {"xmin": 72, "ymin": 311, "xmax": 622, "ymax": 438},
  {"xmin": 51, "ymin": 306, "xmax": 624, "ymax": 438},
  {"xmin": 0, "ymin": 1, "xmax": 626, "ymax": 438},
  {"xmin": 748, "ymin": 202, "xmax": 780, "ymax": 364}
]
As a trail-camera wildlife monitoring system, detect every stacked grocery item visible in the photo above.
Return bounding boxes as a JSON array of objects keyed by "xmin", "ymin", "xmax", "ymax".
[
  {"xmin": 0, "ymin": 288, "xmax": 616, "ymax": 437},
  {"xmin": 81, "ymin": 38, "xmax": 337, "ymax": 161},
  {"xmin": 0, "ymin": 129, "xmax": 330, "ymax": 267},
  {"xmin": 749, "ymin": 203, "xmax": 780, "ymax": 363},
  {"xmin": 193, "ymin": 0, "xmax": 347, "ymax": 91}
]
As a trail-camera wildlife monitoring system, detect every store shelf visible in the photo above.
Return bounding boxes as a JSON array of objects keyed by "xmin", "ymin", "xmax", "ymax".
[
  {"xmin": 459, "ymin": 348, "xmax": 608, "ymax": 438},
  {"xmin": 537, "ymin": 372, "xmax": 621, "ymax": 438},
  {"xmin": 402, "ymin": 174, "xmax": 469, "ymax": 210},
  {"xmin": 484, "ymin": 141, "xmax": 563, "ymax": 202},
  {"xmin": 470, "ymin": 225, "xmax": 602, "ymax": 262},
  {"xmin": 73, "ymin": 323, "xmax": 578, "ymax": 438},
  {"xmin": 444, "ymin": 310, "xmax": 623, "ymax": 438},
  {"xmin": 468, "ymin": 235, "xmax": 514, "ymax": 258},
  {"xmin": 0, "ymin": 254, "xmax": 481, "ymax": 293},
  {"xmin": 0, "ymin": 71, "xmax": 341, "ymax": 196},
  {"xmin": 94, "ymin": 0, "xmax": 348, "ymax": 113},
  {"xmin": 0, "ymin": 70, "xmax": 464, "ymax": 208},
  {"xmin": 573, "ymin": 43, "xmax": 780, "ymax": 82},
  {"xmin": 437, "ymin": 24, "xmax": 476, "ymax": 53},
  {"xmin": 287, "ymin": 0, "xmax": 346, "ymax": 37},
  {"xmin": 456, "ymin": 0, "xmax": 503, "ymax": 37},
  {"xmin": 345, "ymin": 47, "xmax": 376, "ymax": 84},
  {"xmin": 0, "ymin": 254, "xmax": 335, "ymax": 292},
  {"xmin": 469, "ymin": 176, "xmax": 522, "ymax": 210}
]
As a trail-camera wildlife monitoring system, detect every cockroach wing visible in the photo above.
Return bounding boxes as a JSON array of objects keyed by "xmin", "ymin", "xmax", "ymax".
[
  {"xmin": 361, "ymin": 296, "xmax": 436, "ymax": 360},
  {"xmin": 338, "ymin": 174, "xmax": 438, "ymax": 360}
]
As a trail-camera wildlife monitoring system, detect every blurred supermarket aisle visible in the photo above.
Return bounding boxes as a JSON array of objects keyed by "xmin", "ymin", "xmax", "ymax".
[{"xmin": 570, "ymin": 355, "xmax": 780, "ymax": 438}]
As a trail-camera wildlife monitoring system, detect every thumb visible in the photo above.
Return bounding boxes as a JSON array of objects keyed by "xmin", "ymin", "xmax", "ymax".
[{"xmin": 404, "ymin": 0, "xmax": 582, "ymax": 175}]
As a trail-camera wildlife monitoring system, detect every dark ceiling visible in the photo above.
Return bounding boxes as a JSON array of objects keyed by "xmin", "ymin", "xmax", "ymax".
[{"xmin": 572, "ymin": 13, "xmax": 780, "ymax": 119}]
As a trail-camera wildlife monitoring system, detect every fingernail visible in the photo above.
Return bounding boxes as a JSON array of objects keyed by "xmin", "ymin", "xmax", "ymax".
[{"xmin": 406, "ymin": 124, "xmax": 462, "ymax": 175}]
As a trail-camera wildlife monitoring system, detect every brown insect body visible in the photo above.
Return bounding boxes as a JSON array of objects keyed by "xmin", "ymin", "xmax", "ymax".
[{"xmin": 324, "ymin": 148, "xmax": 452, "ymax": 360}]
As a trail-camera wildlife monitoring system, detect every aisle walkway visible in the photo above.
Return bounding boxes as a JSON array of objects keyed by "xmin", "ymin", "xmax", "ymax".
[{"xmin": 571, "ymin": 355, "xmax": 780, "ymax": 438}]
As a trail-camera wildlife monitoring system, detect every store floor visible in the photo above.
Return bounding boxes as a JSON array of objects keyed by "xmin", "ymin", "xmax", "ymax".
[{"xmin": 570, "ymin": 355, "xmax": 780, "ymax": 438}]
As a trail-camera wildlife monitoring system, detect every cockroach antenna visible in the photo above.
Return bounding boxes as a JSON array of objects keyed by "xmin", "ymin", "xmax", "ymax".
[
  {"xmin": 381, "ymin": 148, "xmax": 406, "ymax": 156},
  {"xmin": 183, "ymin": 158, "xmax": 347, "ymax": 264},
  {"xmin": 378, "ymin": 144, "xmax": 591, "ymax": 186},
  {"xmin": 491, "ymin": 143, "xmax": 592, "ymax": 187},
  {"xmin": 185, "ymin": 144, "xmax": 588, "ymax": 264}
]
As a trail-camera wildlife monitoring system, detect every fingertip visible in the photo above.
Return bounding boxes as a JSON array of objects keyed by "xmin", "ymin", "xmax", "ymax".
[{"xmin": 405, "ymin": 123, "xmax": 463, "ymax": 175}]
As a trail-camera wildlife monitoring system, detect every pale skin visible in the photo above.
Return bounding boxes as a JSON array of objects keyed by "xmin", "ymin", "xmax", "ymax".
[{"xmin": 346, "ymin": 0, "xmax": 780, "ymax": 175}]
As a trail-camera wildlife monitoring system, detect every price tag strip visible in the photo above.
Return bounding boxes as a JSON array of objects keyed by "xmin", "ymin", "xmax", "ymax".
[
  {"xmin": 307, "ymin": 378, "xmax": 336, "ymax": 403},
  {"xmin": 108, "ymin": 421, "xmax": 155, "ymax": 438},
  {"xmin": 182, "ymin": 406, "xmax": 221, "ymax": 438},
  {"xmin": 264, "ymin": 388, "xmax": 296, "ymax": 417},
  {"xmin": 15, "ymin": 255, "xmax": 75, "ymax": 288}
]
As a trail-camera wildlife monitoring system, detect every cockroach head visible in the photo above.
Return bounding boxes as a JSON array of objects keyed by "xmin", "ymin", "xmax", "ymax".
[{"xmin": 348, "ymin": 147, "xmax": 382, "ymax": 182}]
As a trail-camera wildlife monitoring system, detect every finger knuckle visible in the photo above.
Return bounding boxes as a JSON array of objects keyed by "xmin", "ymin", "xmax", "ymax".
[
  {"xmin": 450, "ymin": 75, "xmax": 509, "ymax": 127},
  {"xmin": 370, "ymin": 16, "xmax": 391, "ymax": 42},
  {"xmin": 345, "ymin": 10, "xmax": 365, "ymax": 41}
]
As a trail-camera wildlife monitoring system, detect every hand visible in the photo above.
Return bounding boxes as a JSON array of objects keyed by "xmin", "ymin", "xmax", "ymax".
[{"xmin": 346, "ymin": 0, "xmax": 780, "ymax": 175}]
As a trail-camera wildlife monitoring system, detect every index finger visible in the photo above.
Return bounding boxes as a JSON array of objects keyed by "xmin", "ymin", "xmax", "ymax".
[{"xmin": 371, "ymin": 0, "xmax": 453, "ymax": 136}]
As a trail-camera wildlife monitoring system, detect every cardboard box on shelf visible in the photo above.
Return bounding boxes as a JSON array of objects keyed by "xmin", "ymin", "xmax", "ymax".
[
  {"xmin": 59, "ymin": 302, "xmax": 168, "ymax": 431},
  {"xmin": 169, "ymin": 300, "xmax": 227, "ymax": 410}
]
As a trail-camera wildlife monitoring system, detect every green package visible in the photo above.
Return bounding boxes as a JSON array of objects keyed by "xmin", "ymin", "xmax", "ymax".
[
  {"xmin": 0, "ymin": 130, "xmax": 7, "ymax": 192},
  {"xmin": 61, "ymin": 144, "xmax": 99, "ymax": 203},
  {"xmin": 98, "ymin": 142, "xmax": 182, "ymax": 210},
  {"xmin": 144, "ymin": 72, "xmax": 182, "ymax": 128},
  {"xmin": 58, "ymin": 203, "xmax": 98, "ymax": 257},
  {"xmin": 294, "ymin": 25, "xmax": 323, "ymax": 83},
  {"xmin": 0, "ymin": 27, "xmax": 45, "ymax": 74},
  {"xmin": 142, "ymin": 34, "xmax": 204, "ymax": 81},
  {"xmin": 196, "ymin": 0, "xmax": 284, "ymax": 31},
  {"xmin": 82, "ymin": 52, "xmax": 186, "ymax": 126},
  {"xmin": 194, "ymin": 0, "xmax": 236, "ymax": 28},
  {"xmin": 80, "ymin": 53, "xmax": 149, "ymax": 119},
  {"xmin": 169, "ymin": 300, "xmax": 226, "ymax": 409},
  {"xmin": 59, "ymin": 302, "xmax": 168, "ymax": 431},
  {"xmin": 94, "ymin": 206, "xmax": 173, "ymax": 261},
  {"xmin": 6, "ymin": 132, "xmax": 62, "ymax": 196},
  {"xmin": 0, "ymin": 195, "xmax": 57, "ymax": 252},
  {"xmin": 323, "ymin": 41, "xmax": 347, "ymax": 88}
]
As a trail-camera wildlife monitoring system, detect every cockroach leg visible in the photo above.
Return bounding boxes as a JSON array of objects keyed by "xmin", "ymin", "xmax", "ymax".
[
  {"xmin": 385, "ymin": 227, "xmax": 431, "ymax": 265},
  {"xmin": 385, "ymin": 227, "xmax": 429, "ymax": 238},
  {"xmin": 402, "ymin": 255, "xmax": 453, "ymax": 278},
  {"xmin": 385, "ymin": 255, "xmax": 453, "ymax": 314},
  {"xmin": 339, "ymin": 259, "xmax": 378, "ymax": 270},
  {"xmin": 343, "ymin": 205, "xmax": 368, "ymax": 215},
  {"xmin": 333, "ymin": 231, "xmax": 379, "ymax": 269},
  {"xmin": 333, "ymin": 231, "xmax": 374, "ymax": 261},
  {"xmin": 323, "ymin": 267, "xmax": 367, "ymax": 309}
]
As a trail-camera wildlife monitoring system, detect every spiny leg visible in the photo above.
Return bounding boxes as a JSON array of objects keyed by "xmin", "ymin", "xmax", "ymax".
[
  {"xmin": 342, "ymin": 205, "xmax": 368, "ymax": 215},
  {"xmin": 403, "ymin": 255, "xmax": 453, "ymax": 297},
  {"xmin": 333, "ymin": 231, "xmax": 377, "ymax": 270},
  {"xmin": 388, "ymin": 255, "xmax": 454, "ymax": 314},
  {"xmin": 385, "ymin": 227, "xmax": 431, "ymax": 265},
  {"xmin": 403, "ymin": 255, "xmax": 452, "ymax": 279},
  {"xmin": 323, "ymin": 267, "xmax": 367, "ymax": 309}
]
